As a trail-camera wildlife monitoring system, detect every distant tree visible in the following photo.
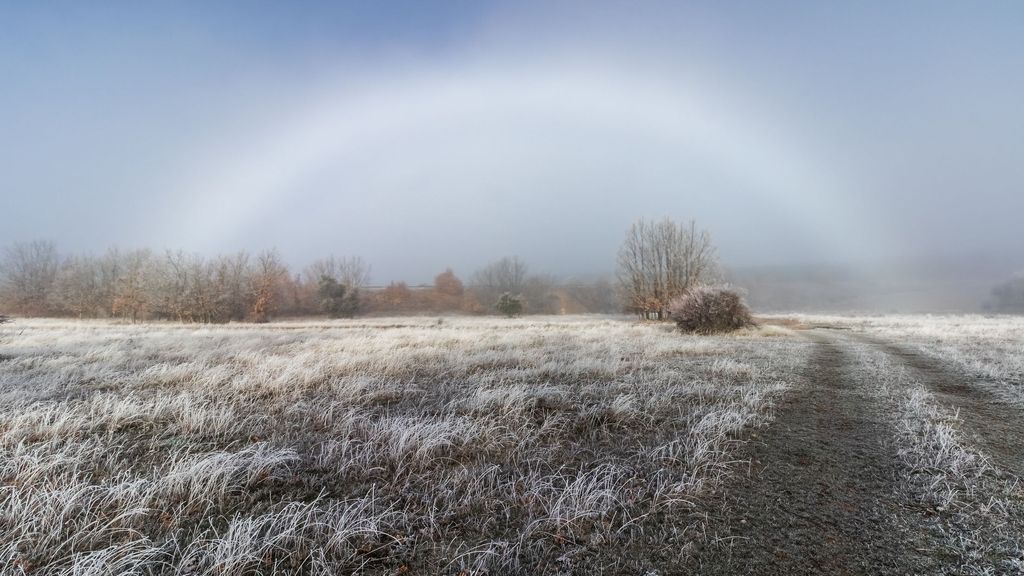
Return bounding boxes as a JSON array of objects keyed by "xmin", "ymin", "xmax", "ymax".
[
  {"xmin": 495, "ymin": 292, "xmax": 523, "ymax": 318},
  {"xmin": 306, "ymin": 256, "xmax": 370, "ymax": 290},
  {"xmin": 54, "ymin": 255, "xmax": 103, "ymax": 318},
  {"xmin": 212, "ymin": 251, "xmax": 251, "ymax": 322},
  {"xmin": 474, "ymin": 256, "xmax": 527, "ymax": 291},
  {"xmin": 617, "ymin": 218, "xmax": 719, "ymax": 319},
  {"xmin": 93, "ymin": 248, "xmax": 124, "ymax": 318},
  {"xmin": 0, "ymin": 240, "xmax": 60, "ymax": 316},
  {"xmin": 111, "ymin": 250, "xmax": 151, "ymax": 322},
  {"xmin": 987, "ymin": 275, "xmax": 1024, "ymax": 313},
  {"xmin": 471, "ymin": 256, "xmax": 529, "ymax": 313},
  {"xmin": 422, "ymin": 268, "xmax": 464, "ymax": 312},
  {"xmin": 277, "ymin": 273, "xmax": 307, "ymax": 317},
  {"xmin": 318, "ymin": 275, "xmax": 360, "ymax": 318},
  {"xmin": 249, "ymin": 250, "xmax": 288, "ymax": 323},
  {"xmin": 300, "ymin": 256, "xmax": 370, "ymax": 315},
  {"xmin": 377, "ymin": 281, "xmax": 414, "ymax": 312},
  {"xmin": 148, "ymin": 250, "xmax": 196, "ymax": 321},
  {"xmin": 434, "ymin": 268, "xmax": 464, "ymax": 297},
  {"xmin": 566, "ymin": 277, "xmax": 619, "ymax": 313},
  {"xmin": 521, "ymin": 273, "xmax": 559, "ymax": 314}
]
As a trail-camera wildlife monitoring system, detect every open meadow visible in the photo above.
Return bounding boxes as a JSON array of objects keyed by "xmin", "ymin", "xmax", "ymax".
[
  {"xmin": 5, "ymin": 3, "xmax": 1022, "ymax": 573},
  {"xmin": 2, "ymin": 315, "xmax": 1023, "ymax": 574},
  {"xmin": 0, "ymin": 316, "xmax": 812, "ymax": 574}
]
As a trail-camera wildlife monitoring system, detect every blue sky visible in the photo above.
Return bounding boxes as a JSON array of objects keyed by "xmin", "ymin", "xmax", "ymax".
[{"xmin": 2, "ymin": 1, "xmax": 1022, "ymax": 282}]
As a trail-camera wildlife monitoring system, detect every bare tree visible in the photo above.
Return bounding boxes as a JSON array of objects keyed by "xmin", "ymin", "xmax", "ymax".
[
  {"xmin": 148, "ymin": 250, "xmax": 192, "ymax": 321},
  {"xmin": 299, "ymin": 256, "xmax": 368, "ymax": 316},
  {"xmin": 111, "ymin": 250, "xmax": 151, "ymax": 323},
  {"xmin": 305, "ymin": 256, "xmax": 371, "ymax": 289},
  {"xmin": 96, "ymin": 248, "xmax": 123, "ymax": 318},
  {"xmin": 54, "ymin": 255, "xmax": 102, "ymax": 318},
  {"xmin": 617, "ymin": 218, "xmax": 719, "ymax": 319},
  {"xmin": 522, "ymin": 273, "xmax": 560, "ymax": 314},
  {"xmin": 471, "ymin": 256, "xmax": 527, "ymax": 292},
  {"xmin": 0, "ymin": 240, "xmax": 60, "ymax": 316},
  {"xmin": 250, "ymin": 250, "xmax": 288, "ymax": 323},
  {"xmin": 565, "ymin": 277, "xmax": 619, "ymax": 314},
  {"xmin": 470, "ymin": 256, "xmax": 528, "ymax": 311},
  {"xmin": 212, "ymin": 251, "xmax": 251, "ymax": 322}
]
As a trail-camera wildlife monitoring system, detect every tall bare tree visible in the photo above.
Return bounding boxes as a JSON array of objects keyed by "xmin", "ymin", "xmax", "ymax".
[{"xmin": 617, "ymin": 218, "xmax": 719, "ymax": 319}]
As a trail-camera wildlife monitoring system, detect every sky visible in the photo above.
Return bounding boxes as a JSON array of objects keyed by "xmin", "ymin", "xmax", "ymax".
[{"xmin": 2, "ymin": 1, "xmax": 1022, "ymax": 283}]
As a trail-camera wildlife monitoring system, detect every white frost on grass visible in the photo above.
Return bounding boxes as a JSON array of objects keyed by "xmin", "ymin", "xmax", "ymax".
[
  {"xmin": 0, "ymin": 315, "xmax": 808, "ymax": 573},
  {"xmin": 783, "ymin": 314, "xmax": 1024, "ymax": 404},
  {"xmin": 850, "ymin": 340, "xmax": 1024, "ymax": 574}
]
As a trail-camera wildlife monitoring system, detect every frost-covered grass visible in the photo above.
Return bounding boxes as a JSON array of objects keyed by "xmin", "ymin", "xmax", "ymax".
[
  {"xmin": 780, "ymin": 314, "xmax": 1024, "ymax": 404},
  {"xmin": 849, "ymin": 338, "xmax": 1024, "ymax": 574},
  {"xmin": 0, "ymin": 316, "xmax": 808, "ymax": 574}
]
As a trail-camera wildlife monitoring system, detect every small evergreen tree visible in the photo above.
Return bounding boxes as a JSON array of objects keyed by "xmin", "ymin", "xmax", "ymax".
[
  {"xmin": 495, "ymin": 292, "xmax": 523, "ymax": 318},
  {"xmin": 318, "ymin": 276, "xmax": 360, "ymax": 318}
]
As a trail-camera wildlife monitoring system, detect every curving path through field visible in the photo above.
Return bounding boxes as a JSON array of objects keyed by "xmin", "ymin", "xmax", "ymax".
[{"xmin": 686, "ymin": 330, "xmax": 946, "ymax": 575}]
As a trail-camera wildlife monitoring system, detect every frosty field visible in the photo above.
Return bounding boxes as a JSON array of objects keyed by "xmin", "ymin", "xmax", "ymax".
[
  {"xmin": 1, "ymin": 315, "xmax": 1022, "ymax": 575},
  {"xmin": 0, "ymin": 317, "xmax": 808, "ymax": 574}
]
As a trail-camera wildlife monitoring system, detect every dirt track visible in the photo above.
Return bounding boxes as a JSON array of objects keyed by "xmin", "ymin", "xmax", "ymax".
[
  {"xmin": 850, "ymin": 333, "xmax": 1024, "ymax": 480},
  {"xmin": 686, "ymin": 330, "xmax": 962, "ymax": 575}
]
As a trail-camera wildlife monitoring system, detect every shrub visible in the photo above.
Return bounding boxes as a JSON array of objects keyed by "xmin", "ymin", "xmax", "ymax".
[
  {"xmin": 668, "ymin": 286, "xmax": 754, "ymax": 334},
  {"xmin": 318, "ymin": 276, "xmax": 360, "ymax": 318},
  {"xmin": 495, "ymin": 292, "xmax": 523, "ymax": 318}
]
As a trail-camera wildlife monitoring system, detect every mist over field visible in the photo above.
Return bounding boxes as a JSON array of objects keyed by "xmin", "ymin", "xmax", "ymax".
[
  {"xmin": 2, "ymin": 1, "xmax": 1022, "ymax": 312},
  {"xmin": 4, "ymin": 5, "xmax": 1024, "ymax": 574}
]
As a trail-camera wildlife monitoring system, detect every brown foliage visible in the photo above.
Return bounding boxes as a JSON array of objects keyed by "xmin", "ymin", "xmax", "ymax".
[
  {"xmin": 668, "ymin": 286, "xmax": 755, "ymax": 334},
  {"xmin": 434, "ymin": 268, "xmax": 464, "ymax": 297},
  {"xmin": 249, "ymin": 250, "xmax": 288, "ymax": 323}
]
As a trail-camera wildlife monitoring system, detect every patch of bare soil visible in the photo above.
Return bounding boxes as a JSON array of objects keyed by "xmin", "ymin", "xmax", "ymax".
[
  {"xmin": 852, "ymin": 333, "xmax": 1024, "ymax": 480},
  {"xmin": 685, "ymin": 331, "xmax": 945, "ymax": 575}
]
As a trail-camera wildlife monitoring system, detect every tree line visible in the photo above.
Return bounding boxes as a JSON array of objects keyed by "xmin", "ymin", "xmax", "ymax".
[
  {"xmin": 0, "ymin": 218, "xmax": 722, "ymax": 322},
  {"xmin": 0, "ymin": 243, "xmax": 622, "ymax": 321}
]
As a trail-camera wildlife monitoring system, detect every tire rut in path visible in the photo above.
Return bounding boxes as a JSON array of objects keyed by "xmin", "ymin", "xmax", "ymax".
[
  {"xmin": 686, "ymin": 330, "xmax": 940, "ymax": 575},
  {"xmin": 852, "ymin": 333, "xmax": 1024, "ymax": 480}
]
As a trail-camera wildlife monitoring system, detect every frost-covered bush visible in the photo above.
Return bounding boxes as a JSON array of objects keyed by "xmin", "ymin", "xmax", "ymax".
[{"xmin": 669, "ymin": 286, "xmax": 754, "ymax": 334}]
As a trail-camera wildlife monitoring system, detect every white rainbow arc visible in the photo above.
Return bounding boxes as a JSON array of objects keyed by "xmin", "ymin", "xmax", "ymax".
[{"xmin": 171, "ymin": 61, "xmax": 886, "ymax": 263}]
